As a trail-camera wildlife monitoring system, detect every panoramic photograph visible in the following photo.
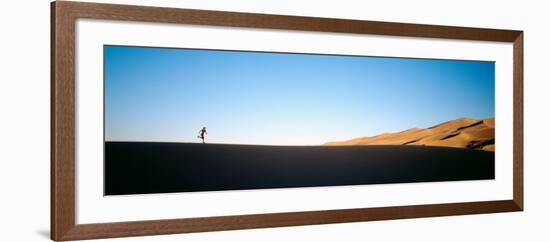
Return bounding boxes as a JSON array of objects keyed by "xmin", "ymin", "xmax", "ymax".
[{"xmin": 104, "ymin": 45, "xmax": 495, "ymax": 195}]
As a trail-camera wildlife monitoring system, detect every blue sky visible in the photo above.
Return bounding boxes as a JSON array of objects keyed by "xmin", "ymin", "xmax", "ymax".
[{"xmin": 104, "ymin": 45, "xmax": 495, "ymax": 145}]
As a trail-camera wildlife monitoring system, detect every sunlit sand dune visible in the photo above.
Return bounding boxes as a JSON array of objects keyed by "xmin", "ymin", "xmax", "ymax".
[{"xmin": 324, "ymin": 118, "xmax": 495, "ymax": 151}]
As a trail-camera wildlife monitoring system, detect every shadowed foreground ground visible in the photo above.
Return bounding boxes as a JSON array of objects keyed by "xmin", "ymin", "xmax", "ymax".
[{"xmin": 105, "ymin": 142, "xmax": 494, "ymax": 195}]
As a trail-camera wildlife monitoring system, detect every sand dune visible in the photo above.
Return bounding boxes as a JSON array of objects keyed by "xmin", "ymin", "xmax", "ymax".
[
  {"xmin": 323, "ymin": 117, "xmax": 495, "ymax": 151},
  {"xmin": 106, "ymin": 142, "xmax": 494, "ymax": 195}
]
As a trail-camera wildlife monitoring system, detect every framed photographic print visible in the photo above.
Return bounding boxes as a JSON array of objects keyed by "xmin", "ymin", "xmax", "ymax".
[{"xmin": 51, "ymin": 1, "xmax": 523, "ymax": 241}]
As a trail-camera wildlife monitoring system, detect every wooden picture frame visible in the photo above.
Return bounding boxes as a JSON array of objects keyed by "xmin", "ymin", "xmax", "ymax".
[{"xmin": 51, "ymin": 1, "xmax": 523, "ymax": 241}]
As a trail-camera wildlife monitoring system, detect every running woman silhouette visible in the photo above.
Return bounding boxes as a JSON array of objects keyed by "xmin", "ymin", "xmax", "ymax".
[{"xmin": 198, "ymin": 127, "xmax": 208, "ymax": 144}]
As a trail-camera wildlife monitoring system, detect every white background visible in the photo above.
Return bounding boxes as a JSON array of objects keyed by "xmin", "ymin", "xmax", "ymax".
[{"xmin": 0, "ymin": 0, "xmax": 548, "ymax": 241}]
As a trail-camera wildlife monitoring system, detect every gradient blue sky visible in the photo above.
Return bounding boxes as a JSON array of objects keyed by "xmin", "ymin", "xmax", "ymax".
[{"xmin": 104, "ymin": 45, "xmax": 495, "ymax": 145}]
